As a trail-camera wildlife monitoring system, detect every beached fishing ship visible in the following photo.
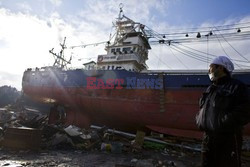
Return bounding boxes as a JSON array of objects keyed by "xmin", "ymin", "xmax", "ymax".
[{"xmin": 22, "ymin": 6, "xmax": 250, "ymax": 139}]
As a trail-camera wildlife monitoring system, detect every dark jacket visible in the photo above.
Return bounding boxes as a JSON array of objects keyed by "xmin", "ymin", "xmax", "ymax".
[{"xmin": 196, "ymin": 76, "xmax": 249, "ymax": 133}]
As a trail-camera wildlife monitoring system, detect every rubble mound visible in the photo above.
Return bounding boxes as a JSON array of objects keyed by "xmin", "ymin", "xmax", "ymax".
[{"xmin": 0, "ymin": 85, "xmax": 20, "ymax": 107}]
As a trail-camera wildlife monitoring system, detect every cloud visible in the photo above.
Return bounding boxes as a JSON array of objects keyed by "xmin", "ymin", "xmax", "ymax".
[
  {"xmin": 17, "ymin": 1, "xmax": 32, "ymax": 13},
  {"xmin": 74, "ymin": 0, "xmax": 169, "ymax": 29},
  {"xmin": 0, "ymin": 71, "xmax": 22, "ymax": 90},
  {"xmin": 0, "ymin": 4, "xmax": 119, "ymax": 89},
  {"xmin": 49, "ymin": 0, "xmax": 62, "ymax": 7},
  {"xmin": 0, "ymin": 8, "xmax": 70, "ymax": 89},
  {"xmin": 0, "ymin": 9, "xmax": 58, "ymax": 70}
]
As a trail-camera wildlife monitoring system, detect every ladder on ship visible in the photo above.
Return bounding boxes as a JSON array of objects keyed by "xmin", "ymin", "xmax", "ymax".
[{"xmin": 159, "ymin": 73, "xmax": 166, "ymax": 113}]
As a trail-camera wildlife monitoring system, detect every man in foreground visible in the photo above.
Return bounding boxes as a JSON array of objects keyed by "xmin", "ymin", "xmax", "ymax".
[{"xmin": 196, "ymin": 56, "xmax": 249, "ymax": 167}]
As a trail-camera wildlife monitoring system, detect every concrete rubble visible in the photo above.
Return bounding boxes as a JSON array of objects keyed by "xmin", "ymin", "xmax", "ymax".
[{"xmin": 0, "ymin": 105, "xmax": 250, "ymax": 167}]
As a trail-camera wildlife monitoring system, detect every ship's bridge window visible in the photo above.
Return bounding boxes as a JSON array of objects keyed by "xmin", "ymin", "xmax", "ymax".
[
  {"xmin": 116, "ymin": 48, "xmax": 121, "ymax": 52},
  {"xmin": 122, "ymin": 47, "xmax": 131, "ymax": 54},
  {"xmin": 116, "ymin": 66, "xmax": 122, "ymax": 70},
  {"xmin": 111, "ymin": 48, "xmax": 115, "ymax": 53}
]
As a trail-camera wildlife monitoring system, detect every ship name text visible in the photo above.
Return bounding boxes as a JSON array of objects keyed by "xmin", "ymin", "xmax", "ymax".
[{"xmin": 86, "ymin": 77, "xmax": 163, "ymax": 89}]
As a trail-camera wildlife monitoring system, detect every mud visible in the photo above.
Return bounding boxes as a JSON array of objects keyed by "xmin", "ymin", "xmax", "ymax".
[{"xmin": 0, "ymin": 148, "xmax": 200, "ymax": 167}]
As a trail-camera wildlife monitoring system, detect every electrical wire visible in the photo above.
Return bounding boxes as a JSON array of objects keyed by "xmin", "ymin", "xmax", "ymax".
[
  {"xmin": 149, "ymin": 48, "xmax": 172, "ymax": 69},
  {"xmin": 173, "ymin": 43, "xmax": 249, "ymax": 63},
  {"xmin": 158, "ymin": 21, "xmax": 250, "ymax": 32},
  {"xmin": 63, "ymin": 18, "xmax": 250, "ymax": 70},
  {"xmin": 168, "ymin": 46, "xmax": 189, "ymax": 69},
  {"xmin": 214, "ymin": 26, "xmax": 250, "ymax": 62},
  {"xmin": 157, "ymin": 22, "xmax": 250, "ymax": 37}
]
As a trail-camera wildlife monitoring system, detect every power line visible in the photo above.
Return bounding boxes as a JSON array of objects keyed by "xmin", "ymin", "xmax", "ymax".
[
  {"xmin": 171, "ymin": 44, "xmax": 213, "ymax": 62},
  {"xmin": 169, "ymin": 45, "xmax": 211, "ymax": 63},
  {"xmin": 214, "ymin": 26, "xmax": 250, "ymax": 62},
  {"xmin": 149, "ymin": 30, "xmax": 250, "ymax": 43},
  {"xmin": 69, "ymin": 41, "xmax": 109, "ymax": 49},
  {"xmin": 160, "ymin": 21, "xmax": 250, "ymax": 32},
  {"xmin": 149, "ymin": 48, "xmax": 172, "ymax": 69},
  {"xmin": 168, "ymin": 46, "xmax": 189, "ymax": 69},
  {"xmin": 157, "ymin": 21, "xmax": 250, "ymax": 36}
]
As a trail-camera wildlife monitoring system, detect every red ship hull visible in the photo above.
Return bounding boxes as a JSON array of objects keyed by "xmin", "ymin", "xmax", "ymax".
[{"xmin": 23, "ymin": 84, "xmax": 250, "ymax": 139}]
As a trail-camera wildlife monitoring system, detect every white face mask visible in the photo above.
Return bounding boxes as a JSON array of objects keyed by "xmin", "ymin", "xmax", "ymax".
[
  {"xmin": 208, "ymin": 73, "xmax": 217, "ymax": 81},
  {"xmin": 208, "ymin": 67, "xmax": 225, "ymax": 81}
]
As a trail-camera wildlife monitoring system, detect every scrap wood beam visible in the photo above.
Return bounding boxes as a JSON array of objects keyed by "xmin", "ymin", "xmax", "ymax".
[{"xmin": 90, "ymin": 125, "xmax": 201, "ymax": 152}]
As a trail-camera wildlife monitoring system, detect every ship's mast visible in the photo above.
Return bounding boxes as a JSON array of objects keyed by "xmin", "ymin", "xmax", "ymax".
[
  {"xmin": 113, "ymin": 4, "xmax": 137, "ymax": 46},
  {"xmin": 96, "ymin": 5, "xmax": 151, "ymax": 72},
  {"xmin": 118, "ymin": 3, "xmax": 123, "ymax": 20},
  {"xmin": 49, "ymin": 37, "xmax": 72, "ymax": 69}
]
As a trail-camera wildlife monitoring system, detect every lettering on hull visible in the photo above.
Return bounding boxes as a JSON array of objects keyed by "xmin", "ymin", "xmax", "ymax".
[{"xmin": 86, "ymin": 77, "xmax": 163, "ymax": 89}]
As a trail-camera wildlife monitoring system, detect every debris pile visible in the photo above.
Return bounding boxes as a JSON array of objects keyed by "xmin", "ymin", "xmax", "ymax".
[
  {"xmin": 0, "ymin": 104, "xmax": 203, "ymax": 166},
  {"xmin": 0, "ymin": 104, "xmax": 249, "ymax": 167}
]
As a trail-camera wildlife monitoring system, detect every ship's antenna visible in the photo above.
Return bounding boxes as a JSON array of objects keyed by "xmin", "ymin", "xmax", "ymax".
[
  {"xmin": 118, "ymin": 3, "xmax": 124, "ymax": 20},
  {"xmin": 49, "ymin": 37, "xmax": 72, "ymax": 69}
]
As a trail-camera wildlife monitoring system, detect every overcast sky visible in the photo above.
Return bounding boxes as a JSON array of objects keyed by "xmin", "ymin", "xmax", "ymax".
[{"xmin": 0, "ymin": 0, "xmax": 250, "ymax": 90}]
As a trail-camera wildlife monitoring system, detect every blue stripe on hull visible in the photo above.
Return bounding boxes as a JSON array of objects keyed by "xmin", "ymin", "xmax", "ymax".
[{"xmin": 23, "ymin": 69, "xmax": 250, "ymax": 89}]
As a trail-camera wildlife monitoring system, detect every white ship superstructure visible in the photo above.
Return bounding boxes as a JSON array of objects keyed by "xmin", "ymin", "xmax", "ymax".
[{"xmin": 96, "ymin": 7, "xmax": 151, "ymax": 72}]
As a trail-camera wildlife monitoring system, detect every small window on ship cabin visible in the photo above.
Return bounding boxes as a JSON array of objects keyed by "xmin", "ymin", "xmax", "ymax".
[
  {"xmin": 122, "ymin": 47, "xmax": 131, "ymax": 53},
  {"xmin": 116, "ymin": 48, "xmax": 121, "ymax": 52},
  {"xmin": 116, "ymin": 66, "xmax": 122, "ymax": 70},
  {"xmin": 111, "ymin": 48, "xmax": 115, "ymax": 53}
]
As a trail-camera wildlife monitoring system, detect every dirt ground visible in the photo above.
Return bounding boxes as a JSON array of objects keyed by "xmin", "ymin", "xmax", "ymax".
[
  {"xmin": 0, "ymin": 148, "xmax": 200, "ymax": 167},
  {"xmin": 0, "ymin": 148, "xmax": 250, "ymax": 167}
]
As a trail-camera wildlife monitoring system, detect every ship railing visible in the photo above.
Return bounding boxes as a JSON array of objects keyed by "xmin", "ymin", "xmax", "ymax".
[
  {"xmin": 141, "ymin": 69, "xmax": 250, "ymax": 75},
  {"xmin": 26, "ymin": 67, "xmax": 45, "ymax": 72},
  {"xmin": 100, "ymin": 53, "xmax": 142, "ymax": 63},
  {"xmin": 141, "ymin": 69, "xmax": 209, "ymax": 75}
]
